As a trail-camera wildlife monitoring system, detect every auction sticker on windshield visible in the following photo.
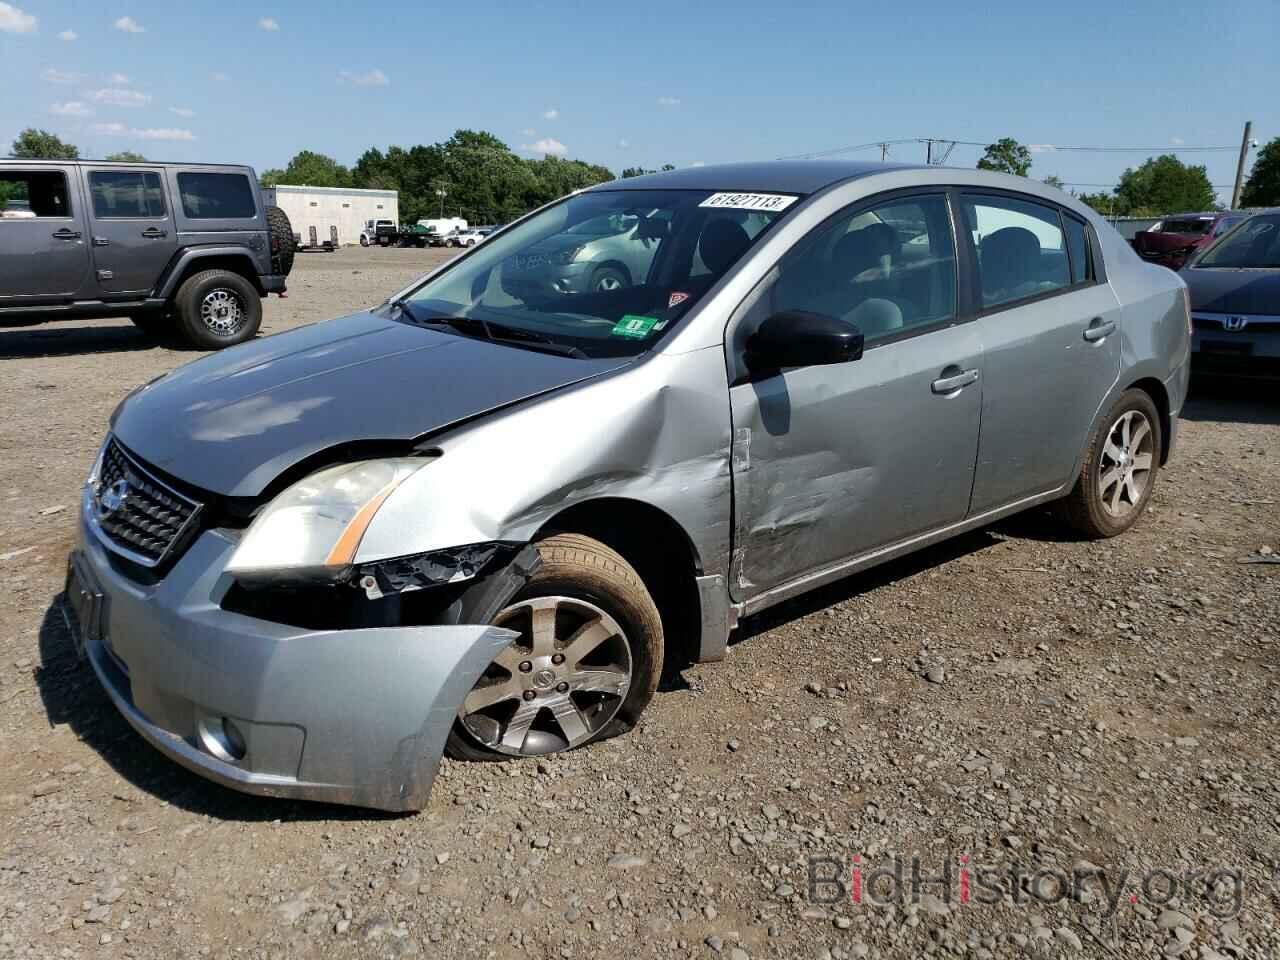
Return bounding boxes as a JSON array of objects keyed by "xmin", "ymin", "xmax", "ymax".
[
  {"xmin": 699, "ymin": 192, "xmax": 798, "ymax": 212},
  {"xmin": 611, "ymin": 315, "xmax": 660, "ymax": 339}
]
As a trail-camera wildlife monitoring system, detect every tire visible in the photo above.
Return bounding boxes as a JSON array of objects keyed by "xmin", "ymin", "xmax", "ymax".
[
  {"xmin": 129, "ymin": 313, "xmax": 169, "ymax": 337},
  {"xmin": 360, "ymin": 235, "xmax": 369, "ymax": 247},
  {"xmin": 265, "ymin": 205, "xmax": 295, "ymax": 277},
  {"xmin": 446, "ymin": 533, "xmax": 663, "ymax": 761},
  {"xmin": 1059, "ymin": 388, "xmax": 1162, "ymax": 539},
  {"xmin": 174, "ymin": 269, "xmax": 262, "ymax": 350},
  {"xmin": 590, "ymin": 264, "xmax": 630, "ymax": 292}
]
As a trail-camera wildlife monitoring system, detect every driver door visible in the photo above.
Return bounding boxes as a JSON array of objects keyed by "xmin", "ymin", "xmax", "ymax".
[{"xmin": 727, "ymin": 191, "xmax": 983, "ymax": 600}]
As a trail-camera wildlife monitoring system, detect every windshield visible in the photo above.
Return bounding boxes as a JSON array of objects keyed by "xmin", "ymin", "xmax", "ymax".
[
  {"xmin": 397, "ymin": 188, "xmax": 796, "ymax": 358},
  {"xmin": 1196, "ymin": 214, "xmax": 1280, "ymax": 269}
]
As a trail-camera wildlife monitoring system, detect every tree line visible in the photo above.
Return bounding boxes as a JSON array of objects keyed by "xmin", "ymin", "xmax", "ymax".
[{"xmin": 7, "ymin": 127, "xmax": 1280, "ymax": 219}]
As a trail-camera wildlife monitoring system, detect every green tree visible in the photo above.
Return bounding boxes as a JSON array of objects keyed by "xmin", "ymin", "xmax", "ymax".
[
  {"xmin": 1077, "ymin": 192, "xmax": 1118, "ymax": 216},
  {"xmin": 1241, "ymin": 136, "xmax": 1280, "ymax": 208},
  {"xmin": 258, "ymin": 168, "xmax": 285, "ymax": 186},
  {"xmin": 11, "ymin": 128, "xmax": 79, "ymax": 160},
  {"xmin": 977, "ymin": 138, "xmax": 1032, "ymax": 177},
  {"xmin": 104, "ymin": 150, "xmax": 146, "ymax": 162},
  {"xmin": 1114, "ymin": 155, "xmax": 1216, "ymax": 216},
  {"xmin": 277, "ymin": 150, "xmax": 353, "ymax": 187}
]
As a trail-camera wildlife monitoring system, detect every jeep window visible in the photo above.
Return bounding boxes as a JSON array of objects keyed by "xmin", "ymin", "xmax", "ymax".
[
  {"xmin": 177, "ymin": 172, "xmax": 256, "ymax": 219},
  {"xmin": 400, "ymin": 188, "xmax": 796, "ymax": 359},
  {"xmin": 90, "ymin": 171, "xmax": 166, "ymax": 219},
  {"xmin": 1195, "ymin": 214, "xmax": 1280, "ymax": 269},
  {"xmin": 0, "ymin": 171, "xmax": 71, "ymax": 219}
]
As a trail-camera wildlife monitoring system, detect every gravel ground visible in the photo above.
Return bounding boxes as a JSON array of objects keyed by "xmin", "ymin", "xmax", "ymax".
[{"xmin": 1, "ymin": 246, "xmax": 1277, "ymax": 960}]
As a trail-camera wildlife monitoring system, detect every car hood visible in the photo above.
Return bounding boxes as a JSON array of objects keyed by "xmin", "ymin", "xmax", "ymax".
[
  {"xmin": 1184, "ymin": 266, "xmax": 1280, "ymax": 315},
  {"xmin": 112, "ymin": 311, "xmax": 630, "ymax": 497}
]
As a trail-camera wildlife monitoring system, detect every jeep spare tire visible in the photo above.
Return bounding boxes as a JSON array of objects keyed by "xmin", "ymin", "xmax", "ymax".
[{"xmin": 266, "ymin": 205, "xmax": 295, "ymax": 277}]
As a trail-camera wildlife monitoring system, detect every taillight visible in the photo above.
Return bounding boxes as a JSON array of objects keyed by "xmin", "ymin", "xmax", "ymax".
[{"xmin": 1181, "ymin": 285, "xmax": 1192, "ymax": 337}]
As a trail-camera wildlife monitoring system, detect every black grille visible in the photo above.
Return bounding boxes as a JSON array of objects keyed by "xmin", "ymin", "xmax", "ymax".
[{"xmin": 93, "ymin": 439, "xmax": 203, "ymax": 567}]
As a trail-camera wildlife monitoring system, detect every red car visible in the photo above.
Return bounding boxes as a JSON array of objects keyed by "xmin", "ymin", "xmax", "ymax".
[{"xmin": 1131, "ymin": 212, "xmax": 1247, "ymax": 270}]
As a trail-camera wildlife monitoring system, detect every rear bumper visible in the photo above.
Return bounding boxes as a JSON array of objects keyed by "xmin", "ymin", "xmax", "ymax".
[{"xmin": 74, "ymin": 496, "xmax": 517, "ymax": 811}]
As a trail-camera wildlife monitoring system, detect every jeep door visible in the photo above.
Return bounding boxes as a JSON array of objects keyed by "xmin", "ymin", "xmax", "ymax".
[
  {"xmin": 727, "ymin": 191, "xmax": 983, "ymax": 599},
  {"xmin": 84, "ymin": 165, "xmax": 178, "ymax": 296},
  {"xmin": 0, "ymin": 165, "xmax": 91, "ymax": 303}
]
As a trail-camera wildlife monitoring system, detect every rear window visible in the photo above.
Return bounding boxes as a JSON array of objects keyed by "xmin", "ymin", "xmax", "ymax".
[
  {"xmin": 90, "ymin": 171, "xmax": 166, "ymax": 219},
  {"xmin": 177, "ymin": 172, "xmax": 256, "ymax": 219},
  {"xmin": 1158, "ymin": 218, "xmax": 1214, "ymax": 235}
]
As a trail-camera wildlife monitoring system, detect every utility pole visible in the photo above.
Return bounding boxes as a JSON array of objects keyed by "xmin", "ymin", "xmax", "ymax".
[
  {"xmin": 926, "ymin": 140, "xmax": 933, "ymax": 165},
  {"xmin": 1231, "ymin": 121, "xmax": 1253, "ymax": 209},
  {"xmin": 879, "ymin": 142, "xmax": 889, "ymax": 162}
]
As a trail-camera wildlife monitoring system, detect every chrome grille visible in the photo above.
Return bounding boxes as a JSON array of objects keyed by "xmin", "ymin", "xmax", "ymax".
[{"xmin": 92, "ymin": 439, "xmax": 203, "ymax": 567}]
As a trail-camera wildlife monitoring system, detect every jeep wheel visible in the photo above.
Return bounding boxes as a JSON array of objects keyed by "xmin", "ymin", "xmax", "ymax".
[
  {"xmin": 446, "ymin": 534, "xmax": 663, "ymax": 761},
  {"xmin": 174, "ymin": 269, "xmax": 262, "ymax": 350},
  {"xmin": 265, "ymin": 205, "xmax": 295, "ymax": 277}
]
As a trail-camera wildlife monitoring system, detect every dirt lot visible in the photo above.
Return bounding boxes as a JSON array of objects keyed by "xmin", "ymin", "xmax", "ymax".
[{"xmin": 1, "ymin": 246, "xmax": 1277, "ymax": 960}]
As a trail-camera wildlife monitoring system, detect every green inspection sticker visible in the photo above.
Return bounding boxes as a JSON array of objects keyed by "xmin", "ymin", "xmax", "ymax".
[{"xmin": 611, "ymin": 314, "xmax": 660, "ymax": 339}]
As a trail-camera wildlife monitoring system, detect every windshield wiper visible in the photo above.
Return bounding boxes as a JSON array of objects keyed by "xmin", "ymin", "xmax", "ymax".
[{"xmin": 395, "ymin": 304, "xmax": 588, "ymax": 359}]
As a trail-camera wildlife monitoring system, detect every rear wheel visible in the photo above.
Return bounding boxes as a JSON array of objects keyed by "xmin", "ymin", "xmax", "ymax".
[
  {"xmin": 446, "ymin": 534, "xmax": 663, "ymax": 760},
  {"xmin": 1060, "ymin": 389, "xmax": 1162, "ymax": 538},
  {"xmin": 174, "ymin": 269, "xmax": 262, "ymax": 350}
]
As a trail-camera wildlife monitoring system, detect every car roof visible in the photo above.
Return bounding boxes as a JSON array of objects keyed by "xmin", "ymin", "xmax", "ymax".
[
  {"xmin": 0, "ymin": 157, "xmax": 255, "ymax": 172},
  {"xmin": 585, "ymin": 160, "xmax": 921, "ymax": 195}
]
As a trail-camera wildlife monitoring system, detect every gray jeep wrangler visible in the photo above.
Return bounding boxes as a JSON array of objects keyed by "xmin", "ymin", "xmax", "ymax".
[{"xmin": 0, "ymin": 159, "xmax": 294, "ymax": 349}]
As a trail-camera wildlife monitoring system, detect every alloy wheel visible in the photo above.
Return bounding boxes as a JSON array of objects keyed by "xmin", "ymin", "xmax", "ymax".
[
  {"xmin": 199, "ymin": 288, "xmax": 246, "ymax": 337},
  {"xmin": 1097, "ymin": 409, "xmax": 1154, "ymax": 518},
  {"xmin": 458, "ymin": 596, "xmax": 632, "ymax": 756}
]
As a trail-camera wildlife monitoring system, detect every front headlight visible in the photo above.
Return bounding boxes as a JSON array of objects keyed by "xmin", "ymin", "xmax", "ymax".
[{"xmin": 226, "ymin": 459, "xmax": 429, "ymax": 580}]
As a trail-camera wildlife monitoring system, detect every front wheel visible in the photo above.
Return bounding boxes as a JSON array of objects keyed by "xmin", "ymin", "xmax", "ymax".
[
  {"xmin": 174, "ymin": 269, "xmax": 262, "ymax": 350},
  {"xmin": 360, "ymin": 235, "xmax": 369, "ymax": 247},
  {"xmin": 1059, "ymin": 389, "xmax": 1162, "ymax": 538},
  {"xmin": 446, "ymin": 534, "xmax": 663, "ymax": 760},
  {"xmin": 590, "ymin": 265, "xmax": 629, "ymax": 292}
]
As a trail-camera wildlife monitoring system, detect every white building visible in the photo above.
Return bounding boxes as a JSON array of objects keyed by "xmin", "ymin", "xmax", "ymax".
[{"xmin": 261, "ymin": 184, "xmax": 399, "ymax": 247}]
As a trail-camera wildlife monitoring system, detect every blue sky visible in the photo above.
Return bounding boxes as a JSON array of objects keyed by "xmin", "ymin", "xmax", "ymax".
[{"xmin": 2, "ymin": 0, "xmax": 1277, "ymax": 202}]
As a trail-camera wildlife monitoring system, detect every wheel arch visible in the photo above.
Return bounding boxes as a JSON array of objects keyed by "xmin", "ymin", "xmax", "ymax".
[
  {"xmin": 533, "ymin": 497, "xmax": 707, "ymax": 671},
  {"xmin": 157, "ymin": 249, "xmax": 265, "ymax": 299},
  {"xmin": 1122, "ymin": 376, "xmax": 1172, "ymax": 465}
]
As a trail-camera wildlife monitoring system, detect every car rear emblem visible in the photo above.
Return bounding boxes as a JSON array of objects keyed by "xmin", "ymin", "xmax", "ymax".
[
  {"xmin": 1222, "ymin": 316, "xmax": 1248, "ymax": 331},
  {"xmin": 98, "ymin": 479, "xmax": 130, "ymax": 516}
]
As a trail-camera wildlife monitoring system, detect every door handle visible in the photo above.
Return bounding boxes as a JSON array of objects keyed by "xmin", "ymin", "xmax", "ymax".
[
  {"xmin": 51, "ymin": 228, "xmax": 81, "ymax": 240},
  {"xmin": 931, "ymin": 368, "xmax": 980, "ymax": 395},
  {"xmin": 140, "ymin": 227, "xmax": 168, "ymax": 239},
  {"xmin": 1083, "ymin": 318, "xmax": 1116, "ymax": 342},
  {"xmin": 92, "ymin": 236, "xmax": 109, "ymax": 246}
]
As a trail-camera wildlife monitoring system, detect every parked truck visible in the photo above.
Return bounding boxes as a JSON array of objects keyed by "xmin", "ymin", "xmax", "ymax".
[
  {"xmin": 0, "ymin": 159, "xmax": 293, "ymax": 349},
  {"xmin": 417, "ymin": 217, "xmax": 469, "ymax": 246}
]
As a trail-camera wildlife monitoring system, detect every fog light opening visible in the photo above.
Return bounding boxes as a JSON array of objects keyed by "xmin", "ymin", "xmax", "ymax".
[{"xmin": 198, "ymin": 716, "xmax": 247, "ymax": 763}]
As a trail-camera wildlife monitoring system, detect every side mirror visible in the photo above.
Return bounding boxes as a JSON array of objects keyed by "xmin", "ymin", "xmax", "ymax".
[{"xmin": 744, "ymin": 310, "xmax": 864, "ymax": 374}]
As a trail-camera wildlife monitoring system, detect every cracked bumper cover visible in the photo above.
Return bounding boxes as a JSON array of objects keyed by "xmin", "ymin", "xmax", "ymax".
[{"xmin": 75, "ymin": 505, "xmax": 518, "ymax": 812}]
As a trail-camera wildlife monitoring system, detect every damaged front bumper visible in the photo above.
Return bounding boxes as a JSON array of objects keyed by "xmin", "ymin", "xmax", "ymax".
[{"xmin": 72, "ymin": 508, "xmax": 520, "ymax": 812}]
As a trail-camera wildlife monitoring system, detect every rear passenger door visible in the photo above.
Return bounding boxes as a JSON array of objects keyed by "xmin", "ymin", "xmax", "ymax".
[
  {"xmin": 85, "ymin": 166, "xmax": 177, "ymax": 296},
  {"xmin": 960, "ymin": 193, "xmax": 1121, "ymax": 512}
]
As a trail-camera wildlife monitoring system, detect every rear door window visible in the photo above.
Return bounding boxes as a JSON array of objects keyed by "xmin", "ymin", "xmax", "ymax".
[
  {"xmin": 90, "ymin": 171, "xmax": 166, "ymax": 219},
  {"xmin": 177, "ymin": 172, "xmax": 256, "ymax": 219},
  {"xmin": 1063, "ymin": 215, "xmax": 1092, "ymax": 285},
  {"xmin": 961, "ymin": 194, "xmax": 1070, "ymax": 309},
  {"xmin": 0, "ymin": 170, "xmax": 72, "ymax": 218}
]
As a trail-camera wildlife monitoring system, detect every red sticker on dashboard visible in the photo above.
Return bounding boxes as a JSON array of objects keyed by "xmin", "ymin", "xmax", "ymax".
[{"xmin": 668, "ymin": 292, "xmax": 690, "ymax": 308}]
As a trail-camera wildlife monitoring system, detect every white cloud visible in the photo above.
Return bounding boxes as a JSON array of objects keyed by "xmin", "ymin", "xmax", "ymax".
[
  {"xmin": 523, "ymin": 137, "xmax": 567, "ymax": 156},
  {"xmin": 134, "ymin": 127, "xmax": 195, "ymax": 141},
  {"xmin": 108, "ymin": 72, "xmax": 129, "ymax": 84},
  {"xmin": 58, "ymin": 29, "xmax": 77, "ymax": 41},
  {"xmin": 43, "ymin": 67, "xmax": 81, "ymax": 84},
  {"xmin": 1028, "ymin": 143, "xmax": 1057, "ymax": 153},
  {"xmin": 0, "ymin": 2, "xmax": 37, "ymax": 34},
  {"xmin": 89, "ymin": 88, "xmax": 151, "ymax": 107},
  {"xmin": 657, "ymin": 96, "xmax": 681, "ymax": 107},
  {"xmin": 338, "ymin": 68, "xmax": 389, "ymax": 87},
  {"xmin": 618, "ymin": 138, "xmax": 629, "ymax": 148},
  {"xmin": 92, "ymin": 121, "xmax": 195, "ymax": 141},
  {"xmin": 210, "ymin": 71, "xmax": 229, "ymax": 82},
  {"xmin": 169, "ymin": 106, "xmax": 196, "ymax": 118},
  {"xmin": 1171, "ymin": 136, "xmax": 1185, "ymax": 146},
  {"xmin": 114, "ymin": 16, "xmax": 145, "ymax": 33},
  {"xmin": 51, "ymin": 101, "xmax": 93, "ymax": 117},
  {"xmin": 258, "ymin": 17, "xmax": 279, "ymax": 31},
  {"xmin": 542, "ymin": 108, "xmax": 559, "ymax": 120}
]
